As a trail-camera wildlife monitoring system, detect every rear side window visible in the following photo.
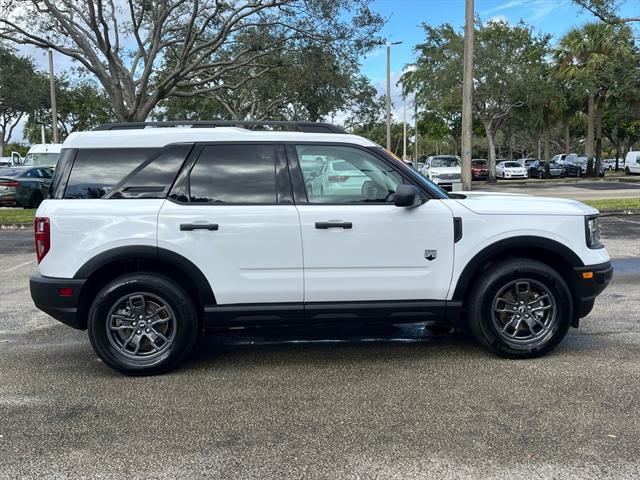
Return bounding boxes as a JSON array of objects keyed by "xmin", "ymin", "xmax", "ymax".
[
  {"xmin": 64, "ymin": 148, "xmax": 158, "ymax": 199},
  {"xmin": 187, "ymin": 144, "xmax": 277, "ymax": 204}
]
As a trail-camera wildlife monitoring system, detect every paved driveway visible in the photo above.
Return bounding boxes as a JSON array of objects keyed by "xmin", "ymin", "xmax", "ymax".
[{"xmin": 1, "ymin": 217, "xmax": 639, "ymax": 479}]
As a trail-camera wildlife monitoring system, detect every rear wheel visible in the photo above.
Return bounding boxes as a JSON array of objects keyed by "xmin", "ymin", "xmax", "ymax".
[
  {"xmin": 88, "ymin": 273, "xmax": 199, "ymax": 375},
  {"xmin": 467, "ymin": 259, "xmax": 572, "ymax": 358}
]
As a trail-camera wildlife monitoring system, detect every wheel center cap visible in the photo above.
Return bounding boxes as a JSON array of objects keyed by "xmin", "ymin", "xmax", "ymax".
[
  {"xmin": 518, "ymin": 307, "xmax": 526, "ymax": 314},
  {"xmin": 138, "ymin": 321, "xmax": 146, "ymax": 328}
]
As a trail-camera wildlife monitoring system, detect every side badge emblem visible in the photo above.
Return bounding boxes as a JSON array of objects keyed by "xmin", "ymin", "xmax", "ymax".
[{"xmin": 425, "ymin": 250, "xmax": 437, "ymax": 261}]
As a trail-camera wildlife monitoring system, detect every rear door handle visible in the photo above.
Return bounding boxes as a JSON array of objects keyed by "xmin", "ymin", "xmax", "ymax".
[
  {"xmin": 315, "ymin": 221, "xmax": 352, "ymax": 229},
  {"xmin": 180, "ymin": 223, "xmax": 219, "ymax": 231}
]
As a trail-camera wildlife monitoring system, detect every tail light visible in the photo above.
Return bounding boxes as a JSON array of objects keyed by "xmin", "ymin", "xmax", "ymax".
[
  {"xmin": 0, "ymin": 180, "xmax": 20, "ymax": 187},
  {"xmin": 328, "ymin": 175, "xmax": 348, "ymax": 182},
  {"xmin": 35, "ymin": 217, "xmax": 50, "ymax": 263}
]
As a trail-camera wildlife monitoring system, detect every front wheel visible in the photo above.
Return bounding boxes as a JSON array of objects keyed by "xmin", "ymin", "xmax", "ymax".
[
  {"xmin": 88, "ymin": 273, "xmax": 199, "ymax": 375},
  {"xmin": 626, "ymin": 167, "xmax": 631, "ymax": 175},
  {"xmin": 467, "ymin": 259, "xmax": 572, "ymax": 358}
]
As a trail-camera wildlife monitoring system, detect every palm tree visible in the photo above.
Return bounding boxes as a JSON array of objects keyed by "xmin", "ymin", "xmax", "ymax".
[{"xmin": 554, "ymin": 23, "xmax": 633, "ymax": 176}]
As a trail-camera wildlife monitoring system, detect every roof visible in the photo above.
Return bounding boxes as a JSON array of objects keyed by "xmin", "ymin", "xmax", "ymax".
[
  {"xmin": 27, "ymin": 144, "xmax": 63, "ymax": 154},
  {"xmin": 62, "ymin": 127, "xmax": 378, "ymax": 149}
]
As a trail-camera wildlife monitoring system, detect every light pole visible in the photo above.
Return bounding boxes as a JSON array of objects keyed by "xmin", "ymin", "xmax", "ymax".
[
  {"xmin": 402, "ymin": 96, "xmax": 407, "ymax": 160},
  {"xmin": 461, "ymin": 0, "xmax": 474, "ymax": 190},
  {"xmin": 414, "ymin": 96, "xmax": 419, "ymax": 166},
  {"xmin": 48, "ymin": 48, "xmax": 59, "ymax": 144},
  {"xmin": 386, "ymin": 41, "xmax": 403, "ymax": 151}
]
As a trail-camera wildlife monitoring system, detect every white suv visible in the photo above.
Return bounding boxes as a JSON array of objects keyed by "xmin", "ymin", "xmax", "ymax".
[
  {"xmin": 419, "ymin": 155, "xmax": 462, "ymax": 190},
  {"xmin": 30, "ymin": 121, "xmax": 612, "ymax": 375}
]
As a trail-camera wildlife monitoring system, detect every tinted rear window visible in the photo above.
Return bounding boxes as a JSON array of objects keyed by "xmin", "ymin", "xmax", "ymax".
[
  {"xmin": 64, "ymin": 148, "xmax": 158, "ymax": 199},
  {"xmin": 188, "ymin": 144, "xmax": 277, "ymax": 204}
]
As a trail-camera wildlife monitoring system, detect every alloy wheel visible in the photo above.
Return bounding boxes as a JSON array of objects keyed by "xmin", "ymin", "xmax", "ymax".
[
  {"xmin": 491, "ymin": 279, "xmax": 557, "ymax": 346},
  {"xmin": 106, "ymin": 292, "xmax": 177, "ymax": 360}
]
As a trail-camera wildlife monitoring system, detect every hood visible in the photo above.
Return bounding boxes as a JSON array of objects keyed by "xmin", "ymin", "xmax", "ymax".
[{"xmin": 453, "ymin": 191, "xmax": 599, "ymax": 216}]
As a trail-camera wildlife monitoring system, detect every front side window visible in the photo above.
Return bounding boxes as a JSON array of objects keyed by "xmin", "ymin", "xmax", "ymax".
[
  {"xmin": 188, "ymin": 144, "xmax": 277, "ymax": 204},
  {"xmin": 297, "ymin": 145, "xmax": 403, "ymax": 204}
]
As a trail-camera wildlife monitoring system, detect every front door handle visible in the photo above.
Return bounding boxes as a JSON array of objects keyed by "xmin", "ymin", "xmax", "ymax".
[
  {"xmin": 180, "ymin": 223, "xmax": 219, "ymax": 231},
  {"xmin": 315, "ymin": 221, "xmax": 352, "ymax": 229}
]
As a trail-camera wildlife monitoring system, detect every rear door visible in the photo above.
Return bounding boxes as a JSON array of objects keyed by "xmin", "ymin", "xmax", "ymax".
[
  {"xmin": 157, "ymin": 143, "xmax": 303, "ymax": 305},
  {"xmin": 290, "ymin": 143, "xmax": 454, "ymax": 303}
]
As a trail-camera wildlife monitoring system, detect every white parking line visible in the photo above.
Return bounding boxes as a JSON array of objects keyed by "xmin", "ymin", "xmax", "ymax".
[{"xmin": 4, "ymin": 260, "xmax": 33, "ymax": 272}]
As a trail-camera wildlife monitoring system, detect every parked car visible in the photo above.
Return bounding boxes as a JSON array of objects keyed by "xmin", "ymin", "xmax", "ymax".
[
  {"xmin": 307, "ymin": 159, "xmax": 370, "ymax": 198},
  {"xmin": 471, "ymin": 159, "xmax": 488, "ymax": 180},
  {"xmin": 565, "ymin": 157, "xmax": 605, "ymax": 177},
  {"xmin": 22, "ymin": 143, "xmax": 62, "ymax": 168},
  {"xmin": 550, "ymin": 153, "xmax": 571, "ymax": 166},
  {"xmin": 30, "ymin": 121, "xmax": 611, "ymax": 375},
  {"xmin": 624, "ymin": 151, "xmax": 640, "ymax": 175},
  {"xmin": 518, "ymin": 158, "xmax": 539, "ymax": 169},
  {"xmin": 527, "ymin": 160, "xmax": 565, "ymax": 179},
  {"xmin": 0, "ymin": 166, "xmax": 53, "ymax": 208},
  {"xmin": 0, "ymin": 152, "xmax": 24, "ymax": 167},
  {"xmin": 420, "ymin": 155, "xmax": 461, "ymax": 190},
  {"xmin": 496, "ymin": 161, "xmax": 528, "ymax": 179}
]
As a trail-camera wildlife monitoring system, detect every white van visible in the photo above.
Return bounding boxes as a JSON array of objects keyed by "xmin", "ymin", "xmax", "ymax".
[
  {"xmin": 23, "ymin": 144, "xmax": 63, "ymax": 168},
  {"xmin": 625, "ymin": 151, "xmax": 640, "ymax": 175}
]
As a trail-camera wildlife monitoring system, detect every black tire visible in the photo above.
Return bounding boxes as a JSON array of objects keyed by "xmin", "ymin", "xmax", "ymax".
[
  {"xmin": 28, "ymin": 191, "xmax": 43, "ymax": 209},
  {"xmin": 88, "ymin": 273, "xmax": 199, "ymax": 375},
  {"xmin": 467, "ymin": 258, "xmax": 572, "ymax": 359},
  {"xmin": 625, "ymin": 167, "xmax": 631, "ymax": 176}
]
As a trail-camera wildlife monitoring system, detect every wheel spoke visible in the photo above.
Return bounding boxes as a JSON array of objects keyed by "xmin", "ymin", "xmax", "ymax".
[
  {"xmin": 531, "ymin": 304, "xmax": 552, "ymax": 313},
  {"xmin": 110, "ymin": 324, "xmax": 135, "ymax": 331},
  {"xmin": 529, "ymin": 294, "xmax": 549, "ymax": 305},
  {"xmin": 128, "ymin": 294, "xmax": 146, "ymax": 315},
  {"xmin": 515, "ymin": 282, "xmax": 531, "ymax": 302}
]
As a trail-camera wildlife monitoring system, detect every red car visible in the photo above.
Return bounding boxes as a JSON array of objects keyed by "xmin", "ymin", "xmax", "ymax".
[{"xmin": 471, "ymin": 159, "xmax": 489, "ymax": 180}]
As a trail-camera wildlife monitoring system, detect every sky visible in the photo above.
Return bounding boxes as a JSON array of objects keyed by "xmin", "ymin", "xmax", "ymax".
[
  {"xmin": 362, "ymin": 0, "xmax": 639, "ymax": 120},
  {"xmin": 8, "ymin": 0, "xmax": 640, "ymax": 143}
]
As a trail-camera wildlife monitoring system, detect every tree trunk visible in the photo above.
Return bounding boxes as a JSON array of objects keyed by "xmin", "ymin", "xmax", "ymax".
[
  {"xmin": 0, "ymin": 135, "xmax": 5, "ymax": 157},
  {"xmin": 586, "ymin": 92, "xmax": 595, "ymax": 177},
  {"xmin": 594, "ymin": 95, "xmax": 604, "ymax": 176},
  {"xmin": 564, "ymin": 122, "xmax": 570, "ymax": 154},
  {"xmin": 543, "ymin": 101, "xmax": 551, "ymax": 176},
  {"xmin": 484, "ymin": 121, "xmax": 497, "ymax": 182}
]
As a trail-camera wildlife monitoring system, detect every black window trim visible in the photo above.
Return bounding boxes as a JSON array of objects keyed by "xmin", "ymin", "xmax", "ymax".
[
  {"xmin": 167, "ymin": 141, "xmax": 291, "ymax": 206},
  {"xmin": 51, "ymin": 148, "xmax": 79, "ymax": 199},
  {"xmin": 284, "ymin": 141, "xmax": 443, "ymax": 206}
]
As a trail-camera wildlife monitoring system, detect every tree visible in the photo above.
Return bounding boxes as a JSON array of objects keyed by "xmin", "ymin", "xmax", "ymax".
[
  {"xmin": 0, "ymin": 0, "xmax": 383, "ymax": 122},
  {"xmin": 555, "ymin": 22, "xmax": 635, "ymax": 175},
  {"xmin": 572, "ymin": 0, "xmax": 640, "ymax": 24},
  {"xmin": 0, "ymin": 45, "xmax": 48, "ymax": 154},
  {"xmin": 402, "ymin": 20, "xmax": 549, "ymax": 181},
  {"xmin": 25, "ymin": 79, "xmax": 115, "ymax": 143}
]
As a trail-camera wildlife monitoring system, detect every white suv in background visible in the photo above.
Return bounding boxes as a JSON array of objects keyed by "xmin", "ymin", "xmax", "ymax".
[
  {"xmin": 419, "ymin": 155, "xmax": 461, "ymax": 190},
  {"xmin": 31, "ymin": 121, "xmax": 612, "ymax": 375}
]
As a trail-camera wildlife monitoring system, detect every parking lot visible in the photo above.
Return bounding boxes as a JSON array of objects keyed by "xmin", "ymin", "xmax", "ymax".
[{"xmin": 1, "ymin": 216, "xmax": 639, "ymax": 479}]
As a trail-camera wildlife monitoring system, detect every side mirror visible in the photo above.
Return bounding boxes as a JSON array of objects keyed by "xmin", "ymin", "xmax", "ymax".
[{"xmin": 394, "ymin": 184, "xmax": 424, "ymax": 208}]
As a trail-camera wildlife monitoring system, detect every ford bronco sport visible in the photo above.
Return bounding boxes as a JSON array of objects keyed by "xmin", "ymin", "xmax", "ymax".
[{"xmin": 30, "ymin": 121, "xmax": 612, "ymax": 375}]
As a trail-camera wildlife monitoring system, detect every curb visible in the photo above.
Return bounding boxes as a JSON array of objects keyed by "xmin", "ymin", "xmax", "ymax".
[{"xmin": 599, "ymin": 210, "xmax": 639, "ymax": 217}]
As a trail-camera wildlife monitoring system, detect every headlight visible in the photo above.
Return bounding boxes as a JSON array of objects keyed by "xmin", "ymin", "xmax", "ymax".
[{"xmin": 585, "ymin": 215, "xmax": 603, "ymax": 249}]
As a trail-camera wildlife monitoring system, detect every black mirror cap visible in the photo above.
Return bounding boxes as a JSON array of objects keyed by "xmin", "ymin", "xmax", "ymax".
[{"xmin": 394, "ymin": 184, "xmax": 425, "ymax": 208}]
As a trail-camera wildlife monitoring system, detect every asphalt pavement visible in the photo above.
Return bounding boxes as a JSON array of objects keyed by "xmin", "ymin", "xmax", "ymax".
[{"xmin": 1, "ymin": 217, "xmax": 639, "ymax": 479}]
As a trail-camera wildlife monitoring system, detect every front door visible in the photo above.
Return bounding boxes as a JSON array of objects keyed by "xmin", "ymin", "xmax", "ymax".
[{"xmin": 292, "ymin": 144, "xmax": 454, "ymax": 303}]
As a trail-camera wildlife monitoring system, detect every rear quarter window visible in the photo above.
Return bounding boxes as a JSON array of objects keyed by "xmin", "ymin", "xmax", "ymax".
[{"xmin": 64, "ymin": 148, "xmax": 158, "ymax": 199}]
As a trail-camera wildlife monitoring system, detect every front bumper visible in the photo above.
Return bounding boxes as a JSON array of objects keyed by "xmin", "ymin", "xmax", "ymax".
[
  {"xmin": 573, "ymin": 261, "xmax": 613, "ymax": 319},
  {"xmin": 30, "ymin": 273, "xmax": 87, "ymax": 330}
]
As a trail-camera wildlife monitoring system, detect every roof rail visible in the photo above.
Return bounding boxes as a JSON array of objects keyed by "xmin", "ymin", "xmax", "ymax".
[{"xmin": 93, "ymin": 120, "xmax": 346, "ymax": 134}]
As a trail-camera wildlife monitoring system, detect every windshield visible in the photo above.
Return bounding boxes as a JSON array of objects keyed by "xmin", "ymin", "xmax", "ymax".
[
  {"xmin": 24, "ymin": 152, "xmax": 59, "ymax": 167},
  {"xmin": 504, "ymin": 162, "xmax": 522, "ymax": 168},
  {"xmin": 431, "ymin": 157, "xmax": 460, "ymax": 168},
  {"xmin": 472, "ymin": 160, "xmax": 487, "ymax": 167}
]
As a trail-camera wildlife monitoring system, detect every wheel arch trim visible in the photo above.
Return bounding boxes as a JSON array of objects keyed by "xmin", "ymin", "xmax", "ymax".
[
  {"xmin": 74, "ymin": 245, "xmax": 216, "ymax": 305},
  {"xmin": 451, "ymin": 235, "xmax": 584, "ymax": 301}
]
